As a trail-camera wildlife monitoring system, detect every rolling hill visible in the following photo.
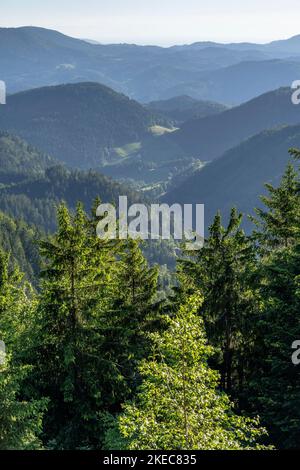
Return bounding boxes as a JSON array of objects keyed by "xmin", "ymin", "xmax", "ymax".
[
  {"xmin": 163, "ymin": 124, "xmax": 300, "ymax": 232},
  {"xmin": 0, "ymin": 82, "xmax": 165, "ymax": 168},
  {"xmin": 149, "ymin": 87, "xmax": 300, "ymax": 163}
]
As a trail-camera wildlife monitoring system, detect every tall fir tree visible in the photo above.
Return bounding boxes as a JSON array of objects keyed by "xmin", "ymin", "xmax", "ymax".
[
  {"xmin": 179, "ymin": 209, "xmax": 258, "ymax": 397},
  {"xmin": 100, "ymin": 239, "xmax": 161, "ymax": 404},
  {"xmin": 244, "ymin": 150, "xmax": 300, "ymax": 448},
  {"xmin": 247, "ymin": 243, "xmax": 300, "ymax": 448},
  {"xmin": 27, "ymin": 203, "xmax": 119, "ymax": 448},
  {"xmin": 251, "ymin": 161, "xmax": 300, "ymax": 251}
]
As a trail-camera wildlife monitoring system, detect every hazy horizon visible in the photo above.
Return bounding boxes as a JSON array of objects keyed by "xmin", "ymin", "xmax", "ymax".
[
  {"xmin": 2, "ymin": 0, "xmax": 300, "ymax": 46},
  {"xmin": 3, "ymin": 24, "xmax": 300, "ymax": 48}
]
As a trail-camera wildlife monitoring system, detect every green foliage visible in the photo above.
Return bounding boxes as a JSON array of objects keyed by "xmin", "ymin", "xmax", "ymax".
[
  {"xmin": 23, "ymin": 204, "xmax": 162, "ymax": 449},
  {"xmin": 26, "ymin": 203, "xmax": 118, "ymax": 448},
  {"xmin": 247, "ymin": 244, "xmax": 300, "ymax": 448},
  {"xmin": 0, "ymin": 358, "xmax": 46, "ymax": 450},
  {"xmin": 180, "ymin": 209, "xmax": 258, "ymax": 396},
  {"xmin": 105, "ymin": 296, "xmax": 269, "ymax": 450},
  {"xmin": 0, "ymin": 249, "xmax": 36, "ymax": 349},
  {"xmin": 251, "ymin": 162, "xmax": 300, "ymax": 250},
  {"xmin": 245, "ymin": 151, "xmax": 300, "ymax": 447},
  {"xmin": 2, "ymin": 140, "xmax": 300, "ymax": 450},
  {"xmin": 0, "ymin": 210, "xmax": 41, "ymax": 285},
  {"xmin": 0, "ymin": 249, "xmax": 46, "ymax": 450},
  {"xmin": 100, "ymin": 240, "xmax": 161, "ymax": 399}
]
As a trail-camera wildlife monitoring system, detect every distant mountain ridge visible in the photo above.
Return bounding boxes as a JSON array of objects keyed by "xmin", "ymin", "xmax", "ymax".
[
  {"xmin": 166, "ymin": 59, "xmax": 300, "ymax": 104},
  {"xmin": 2, "ymin": 26, "xmax": 300, "ymax": 102},
  {"xmin": 170, "ymin": 34, "xmax": 300, "ymax": 53}
]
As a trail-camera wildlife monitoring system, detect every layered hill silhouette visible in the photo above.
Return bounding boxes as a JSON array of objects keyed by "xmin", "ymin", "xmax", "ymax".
[
  {"xmin": 163, "ymin": 124, "xmax": 300, "ymax": 232},
  {"xmin": 166, "ymin": 60, "xmax": 300, "ymax": 104},
  {"xmin": 147, "ymin": 87, "xmax": 300, "ymax": 163},
  {"xmin": 0, "ymin": 82, "xmax": 164, "ymax": 168},
  {"xmin": 2, "ymin": 26, "xmax": 300, "ymax": 103}
]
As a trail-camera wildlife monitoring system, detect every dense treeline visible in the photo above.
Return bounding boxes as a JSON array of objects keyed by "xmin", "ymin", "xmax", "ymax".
[
  {"xmin": 0, "ymin": 165, "xmax": 145, "ymax": 232},
  {"xmin": 0, "ymin": 149, "xmax": 300, "ymax": 449}
]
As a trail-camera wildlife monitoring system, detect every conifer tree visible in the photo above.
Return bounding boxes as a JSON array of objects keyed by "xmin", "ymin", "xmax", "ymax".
[
  {"xmin": 28, "ymin": 203, "xmax": 119, "ymax": 449},
  {"xmin": 251, "ymin": 162, "xmax": 300, "ymax": 250},
  {"xmin": 100, "ymin": 239, "xmax": 160, "ymax": 401},
  {"xmin": 248, "ymin": 242, "xmax": 300, "ymax": 448},
  {"xmin": 116, "ymin": 238, "xmax": 159, "ymax": 323},
  {"xmin": 245, "ymin": 149, "xmax": 300, "ymax": 448},
  {"xmin": 180, "ymin": 209, "xmax": 258, "ymax": 396},
  {"xmin": 104, "ymin": 296, "xmax": 270, "ymax": 450},
  {"xmin": 27, "ymin": 204, "xmax": 162, "ymax": 449}
]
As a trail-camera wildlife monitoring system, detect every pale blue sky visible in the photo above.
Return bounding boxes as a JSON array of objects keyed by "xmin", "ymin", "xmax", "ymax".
[{"xmin": 2, "ymin": 0, "xmax": 300, "ymax": 45}]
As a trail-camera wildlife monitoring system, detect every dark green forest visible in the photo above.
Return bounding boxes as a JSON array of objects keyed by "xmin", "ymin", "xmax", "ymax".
[{"xmin": 1, "ymin": 148, "xmax": 300, "ymax": 450}]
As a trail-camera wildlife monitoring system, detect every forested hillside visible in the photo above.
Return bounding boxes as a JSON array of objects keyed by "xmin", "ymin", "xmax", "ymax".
[
  {"xmin": 1, "ymin": 149, "xmax": 300, "ymax": 450},
  {"xmin": 163, "ymin": 124, "xmax": 300, "ymax": 230},
  {"xmin": 0, "ymin": 132, "xmax": 143, "ymax": 230},
  {"xmin": 146, "ymin": 95, "xmax": 227, "ymax": 124},
  {"xmin": 0, "ymin": 131, "xmax": 56, "ymax": 183},
  {"xmin": 0, "ymin": 82, "xmax": 165, "ymax": 168},
  {"xmin": 147, "ymin": 87, "xmax": 300, "ymax": 163},
  {"xmin": 0, "ymin": 166, "xmax": 144, "ymax": 232}
]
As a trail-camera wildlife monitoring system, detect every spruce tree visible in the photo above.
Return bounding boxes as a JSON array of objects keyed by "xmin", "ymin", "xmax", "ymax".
[
  {"xmin": 180, "ymin": 209, "xmax": 258, "ymax": 396},
  {"xmin": 245, "ymin": 149, "xmax": 300, "ymax": 448},
  {"xmin": 251, "ymin": 162, "xmax": 300, "ymax": 250},
  {"xmin": 100, "ymin": 239, "xmax": 160, "ymax": 402},
  {"xmin": 248, "ymin": 243, "xmax": 300, "ymax": 448},
  {"xmin": 28, "ymin": 203, "xmax": 118, "ymax": 448}
]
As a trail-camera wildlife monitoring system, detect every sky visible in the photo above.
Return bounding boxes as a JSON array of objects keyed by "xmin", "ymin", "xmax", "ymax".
[{"xmin": 2, "ymin": 0, "xmax": 300, "ymax": 46}]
